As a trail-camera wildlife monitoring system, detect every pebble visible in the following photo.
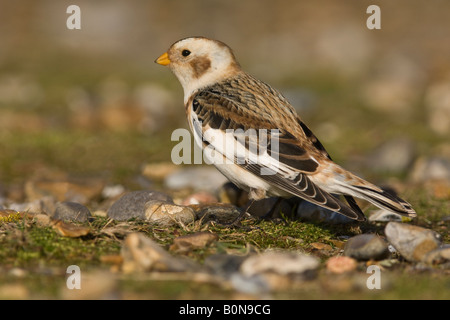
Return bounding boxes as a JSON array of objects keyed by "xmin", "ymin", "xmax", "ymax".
[
  {"xmin": 107, "ymin": 190, "xmax": 173, "ymax": 221},
  {"xmin": 51, "ymin": 220, "xmax": 90, "ymax": 238},
  {"xmin": 235, "ymin": 251, "xmax": 319, "ymax": 292},
  {"xmin": 240, "ymin": 250, "xmax": 319, "ymax": 278},
  {"xmin": 181, "ymin": 191, "xmax": 218, "ymax": 206},
  {"xmin": 326, "ymin": 256, "xmax": 358, "ymax": 274},
  {"xmin": 368, "ymin": 209, "xmax": 404, "ymax": 222},
  {"xmin": 141, "ymin": 162, "xmax": 180, "ymax": 181},
  {"xmin": 422, "ymin": 245, "xmax": 450, "ymax": 265},
  {"xmin": 424, "ymin": 80, "xmax": 450, "ymax": 135},
  {"xmin": 52, "ymin": 201, "xmax": 91, "ymax": 222},
  {"xmin": 193, "ymin": 203, "xmax": 243, "ymax": 224},
  {"xmin": 204, "ymin": 254, "xmax": 247, "ymax": 278},
  {"xmin": 385, "ymin": 222, "xmax": 442, "ymax": 262},
  {"xmin": 368, "ymin": 138, "xmax": 415, "ymax": 173},
  {"xmin": 101, "ymin": 185, "xmax": 125, "ymax": 199},
  {"xmin": 144, "ymin": 200, "xmax": 195, "ymax": 227},
  {"xmin": 24, "ymin": 175, "xmax": 104, "ymax": 204},
  {"xmin": 8, "ymin": 196, "xmax": 56, "ymax": 215},
  {"xmin": 410, "ymin": 156, "xmax": 450, "ymax": 183},
  {"xmin": 164, "ymin": 167, "xmax": 228, "ymax": 192},
  {"xmin": 343, "ymin": 234, "xmax": 389, "ymax": 261},
  {"xmin": 121, "ymin": 232, "xmax": 199, "ymax": 273},
  {"xmin": 230, "ymin": 273, "xmax": 271, "ymax": 294}
]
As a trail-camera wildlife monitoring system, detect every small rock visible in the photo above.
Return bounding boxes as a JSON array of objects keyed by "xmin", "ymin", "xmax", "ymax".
[
  {"xmin": 181, "ymin": 191, "xmax": 218, "ymax": 206},
  {"xmin": 164, "ymin": 167, "xmax": 228, "ymax": 191},
  {"xmin": 368, "ymin": 138, "xmax": 415, "ymax": 173},
  {"xmin": 424, "ymin": 80, "xmax": 450, "ymax": 135},
  {"xmin": 422, "ymin": 246, "xmax": 450, "ymax": 265},
  {"xmin": 204, "ymin": 254, "xmax": 247, "ymax": 278},
  {"xmin": 144, "ymin": 201, "xmax": 195, "ymax": 227},
  {"xmin": 8, "ymin": 196, "xmax": 56, "ymax": 215},
  {"xmin": 326, "ymin": 256, "xmax": 358, "ymax": 274},
  {"xmin": 368, "ymin": 209, "xmax": 404, "ymax": 222},
  {"xmin": 193, "ymin": 203, "xmax": 243, "ymax": 224},
  {"xmin": 170, "ymin": 232, "xmax": 218, "ymax": 252},
  {"xmin": 385, "ymin": 222, "xmax": 442, "ymax": 262},
  {"xmin": 107, "ymin": 190, "xmax": 173, "ymax": 221},
  {"xmin": 423, "ymin": 180, "xmax": 450, "ymax": 200},
  {"xmin": 101, "ymin": 185, "xmax": 125, "ymax": 199},
  {"xmin": 240, "ymin": 250, "xmax": 319, "ymax": 278},
  {"xmin": 230, "ymin": 273, "xmax": 270, "ymax": 294},
  {"xmin": 24, "ymin": 174, "xmax": 104, "ymax": 204},
  {"xmin": 33, "ymin": 213, "xmax": 52, "ymax": 226},
  {"xmin": 410, "ymin": 156, "xmax": 450, "ymax": 183},
  {"xmin": 52, "ymin": 201, "xmax": 91, "ymax": 222},
  {"xmin": 121, "ymin": 232, "xmax": 199, "ymax": 273},
  {"xmin": 8, "ymin": 267, "xmax": 27, "ymax": 278},
  {"xmin": 311, "ymin": 242, "xmax": 333, "ymax": 251},
  {"xmin": 52, "ymin": 220, "xmax": 90, "ymax": 238},
  {"xmin": 343, "ymin": 234, "xmax": 389, "ymax": 261},
  {"xmin": 92, "ymin": 210, "xmax": 107, "ymax": 217},
  {"xmin": 141, "ymin": 162, "xmax": 179, "ymax": 181}
]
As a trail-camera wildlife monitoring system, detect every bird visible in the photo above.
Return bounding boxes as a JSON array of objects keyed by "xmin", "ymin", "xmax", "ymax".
[{"xmin": 155, "ymin": 36, "xmax": 416, "ymax": 222}]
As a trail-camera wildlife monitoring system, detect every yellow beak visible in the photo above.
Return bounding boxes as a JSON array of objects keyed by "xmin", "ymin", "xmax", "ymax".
[{"xmin": 155, "ymin": 52, "xmax": 171, "ymax": 66}]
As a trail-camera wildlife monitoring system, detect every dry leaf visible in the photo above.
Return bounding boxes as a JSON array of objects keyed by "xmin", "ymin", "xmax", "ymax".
[
  {"xmin": 310, "ymin": 242, "xmax": 333, "ymax": 251},
  {"xmin": 170, "ymin": 232, "xmax": 219, "ymax": 252}
]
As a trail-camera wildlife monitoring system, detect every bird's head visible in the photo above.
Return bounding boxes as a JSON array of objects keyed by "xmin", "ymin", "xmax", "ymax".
[{"xmin": 155, "ymin": 37, "xmax": 241, "ymax": 99}]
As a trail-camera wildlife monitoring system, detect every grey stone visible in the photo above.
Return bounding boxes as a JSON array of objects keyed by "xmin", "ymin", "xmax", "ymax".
[
  {"xmin": 164, "ymin": 167, "xmax": 228, "ymax": 191},
  {"xmin": 204, "ymin": 254, "xmax": 247, "ymax": 278},
  {"xmin": 52, "ymin": 201, "xmax": 91, "ymax": 222},
  {"xmin": 107, "ymin": 190, "xmax": 173, "ymax": 221},
  {"xmin": 424, "ymin": 80, "xmax": 450, "ymax": 135},
  {"xmin": 344, "ymin": 234, "xmax": 389, "ymax": 261},
  {"xmin": 410, "ymin": 157, "xmax": 450, "ymax": 183},
  {"xmin": 368, "ymin": 138, "xmax": 415, "ymax": 173},
  {"xmin": 385, "ymin": 222, "xmax": 442, "ymax": 262},
  {"xmin": 240, "ymin": 250, "xmax": 319, "ymax": 277},
  {"xmin": 121, "ymin": 232, "xmax": 200, "ymax": 273},
  {"xmin": 230, "ymin": 273, "xmax": 270, "ymax": 294},
  {"xmin": 194, "ymin": 203, "xmax": 243, "ymax": 224}
]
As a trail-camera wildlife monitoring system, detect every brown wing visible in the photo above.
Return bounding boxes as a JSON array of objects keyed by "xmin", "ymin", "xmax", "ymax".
[{"xmin": 191, "ymin": 79, "xmax": 365, "ymax": 221}]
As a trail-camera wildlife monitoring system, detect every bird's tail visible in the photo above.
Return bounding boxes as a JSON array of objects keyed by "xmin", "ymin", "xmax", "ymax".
[{"xmin": 329, "ymin": 166, "xmax": 417, "ymax": 218}]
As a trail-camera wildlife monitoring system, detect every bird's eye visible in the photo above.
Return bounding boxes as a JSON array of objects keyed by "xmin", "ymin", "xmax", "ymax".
[{"xmin": 181, "ymin": 49, "xmax": 191, "ymax": 57}]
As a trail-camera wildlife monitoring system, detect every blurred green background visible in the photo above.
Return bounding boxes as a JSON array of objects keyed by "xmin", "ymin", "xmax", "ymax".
[{"xmin": 0, "ymin": 0, "xmax": 449, "ymax": 192}]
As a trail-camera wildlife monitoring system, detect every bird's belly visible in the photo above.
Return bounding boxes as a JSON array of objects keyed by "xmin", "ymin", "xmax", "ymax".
[{"xmin": 213, "ymin": 162, "xmax": 291, "ymax": 198}]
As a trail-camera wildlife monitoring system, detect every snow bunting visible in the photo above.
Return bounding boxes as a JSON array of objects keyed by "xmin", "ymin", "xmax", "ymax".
[{"xmin": 155, "ymin": 37, "xmax": 416, "ymax": 221}]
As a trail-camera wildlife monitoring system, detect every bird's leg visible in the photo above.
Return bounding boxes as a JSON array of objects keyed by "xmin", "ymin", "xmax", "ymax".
[
  {"xmin": 221, "ymin": 187, "xmax": 265, "ymax": 226},
  {"xmin": 258, "ymin": 197, "xmax": 284, "ymax": 221},
  {"xmin": 222, "ymin": 199, "xmax": 255, "ymax": 227}
]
